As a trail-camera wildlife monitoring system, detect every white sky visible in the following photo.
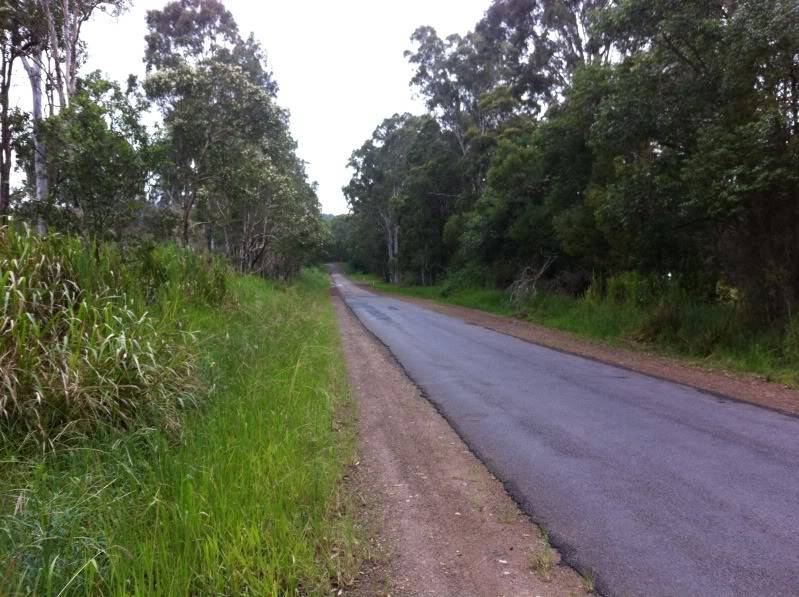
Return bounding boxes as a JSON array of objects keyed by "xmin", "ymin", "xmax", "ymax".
[{"xmin": 71, "ymin": 0, "xmax": 489, "ymax": 215}]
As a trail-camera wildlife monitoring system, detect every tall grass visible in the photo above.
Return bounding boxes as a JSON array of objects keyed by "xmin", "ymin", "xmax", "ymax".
[
  {"xmin": 1, "ymin": 230, "xmax": 356, "ymax": 594},
  {"xmin": 0, "ymin": 227, "xmax": 225, "ymax": 451},
  {"xmin": 347, "ymin": 271, "xmax": 511, "ymax": 315},
  {"xmin": 100, "ymin": 271, "xmax": 357, "ymax": 595}
]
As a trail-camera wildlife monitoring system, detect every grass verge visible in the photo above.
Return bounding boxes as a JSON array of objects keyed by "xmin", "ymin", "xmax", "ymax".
[
  {"xmin": 1, "ymin": 268, "xmax": 357, "ymax": 595},
  {"xmin": 347, "ymin": 271, "xmax": 511, "ymax": 315},
  {"xmin": 346, "ymin": 270, "xmax": 799, "ymax": 387}
]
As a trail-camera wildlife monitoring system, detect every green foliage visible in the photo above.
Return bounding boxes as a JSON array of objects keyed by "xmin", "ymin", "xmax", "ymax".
[
  {"xmin": 344, "ymin": 0, "xmax": 799, "ymax": 346},
  {"xmin": 11, "ymin": 73, "xmax": 152, "ymax": 239},
  {"xmin": 0, "ymin": 269, "xmax": 356, "ymax": 595},
  {"xmin": 144, "ymin": 1, "xmax": 323, "ymax": 277},
  {"xmin": 135, "ymin": 243, "xmax": 228, "ymax": 307},
  {"xmin": 604, "ymin": 272, "xmax": 668, "ymax": 307},
  {"xmin": 0, "ymin": 225, "xmax": 228, "ymax": 451},
  {"xmin": 363, "ymin": 270, "xmax": 799, "ymax": 387},
  {"xmin": 440, "ymin": 263, "xmax": 490, "ymax": 296}
]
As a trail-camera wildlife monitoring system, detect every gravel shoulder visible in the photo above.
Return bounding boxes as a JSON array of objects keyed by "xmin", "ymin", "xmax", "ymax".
[
  {"xmin": 354, "ymin": 283, "xmax": 799, "ymax": 417},
  {"xmin": 333, "ymin": 292, "xmax": 588, "ymax": 596}
]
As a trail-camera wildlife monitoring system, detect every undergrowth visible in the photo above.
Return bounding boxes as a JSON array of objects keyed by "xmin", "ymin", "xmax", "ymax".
[{"xmin": 0, "ymin": 229, "xmax": 356, "ymax": 594}]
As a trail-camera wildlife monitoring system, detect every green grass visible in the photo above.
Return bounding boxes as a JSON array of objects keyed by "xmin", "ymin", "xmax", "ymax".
[
  {"xmin": 347, "ymin": 271, "xmax": 799, "ymax": 388},
  {"xmin": 347, "ymin": 272, "xmax": 512, "ymax": 315},
  {"xmin": 1, "ymin": 269, "xmax": 357, "ymax": 595}
]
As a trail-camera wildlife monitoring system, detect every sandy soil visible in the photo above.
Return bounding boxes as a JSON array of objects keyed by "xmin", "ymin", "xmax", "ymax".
[
  {"xmin": 355, "ymin": 285, "xmax": 799, "ymax": 417},
  {"xmin": 334, "ymin": 294, "xmax": 588, "ymax": 597}
]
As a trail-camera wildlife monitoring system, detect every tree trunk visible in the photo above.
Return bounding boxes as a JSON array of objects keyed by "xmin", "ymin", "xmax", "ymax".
[
  {"xmin": 62, "ymin": 0, "xmax": 75, "ymax": 99},
  {"xmin": 21, "ymin": 53, "xmax": 49, "ymax": 224},
  {"xmin": 0, "ymin": 45, "xmax": 13, "ymax": 217},
  {"xmin": 182, "ymin": 189, "xmax": 196, "ymax": 245},
  {"xmin": 42, "ymin": 0, "xmax": 67, "ymax": 110},
  {"xmin": 392, "ymin": 224, "xmax": 400, "ymax": 284},
  {"xmin": 380, "ymin": 210, "xmax": 402, "ymax": 285}
]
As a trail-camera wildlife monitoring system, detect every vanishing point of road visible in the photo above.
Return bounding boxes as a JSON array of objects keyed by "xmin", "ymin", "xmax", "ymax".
[{"xmin": 334, "ymin": 273, "xmax": 799, "ymax": 597}]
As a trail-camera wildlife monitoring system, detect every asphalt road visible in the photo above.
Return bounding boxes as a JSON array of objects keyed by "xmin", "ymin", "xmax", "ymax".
[{"xmin": 334, "ymin": 273, "xmax": 799, "ymax": 597}]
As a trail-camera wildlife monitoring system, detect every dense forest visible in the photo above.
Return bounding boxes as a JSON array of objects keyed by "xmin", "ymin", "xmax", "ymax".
[
  {"xmin": 1, "ymin": 0, "xmax": 324, "ymax": 278},
  {"xmin": 336, "ymin": 0, "xmax": 799, "ymax": 327}
]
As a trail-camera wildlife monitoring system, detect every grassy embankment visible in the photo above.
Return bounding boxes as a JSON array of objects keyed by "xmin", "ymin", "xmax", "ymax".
[
  {"xmin": 346, "ymin": 268, "xmax": 799, "ymax": 388},
  {"xmin": 1, "ymin": 227, "xmax": 356, "ymax": 595}
]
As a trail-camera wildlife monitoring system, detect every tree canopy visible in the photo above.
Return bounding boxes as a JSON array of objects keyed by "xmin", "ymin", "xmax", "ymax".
[
  {"xmin": 340, "ymin": 0, "xmax": 799, "ymax": 321},
  {"xmin": 2, "ymin": 0, "xmax": 324, "ymax": 278}
]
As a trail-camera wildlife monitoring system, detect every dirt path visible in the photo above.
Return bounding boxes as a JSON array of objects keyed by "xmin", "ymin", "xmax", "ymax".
[
  {"xmin": 334, "ymin": 293, "xmax": 588, "ymax": 596},
  {"xmin": 353, "ymin": 283, "xmax": 799, "ymax": 417}
]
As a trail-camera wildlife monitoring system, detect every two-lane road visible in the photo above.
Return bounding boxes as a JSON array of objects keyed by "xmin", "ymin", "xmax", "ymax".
[{"xmin": 334, "ymin": 273, "xmax": 799, "ymax": 596}]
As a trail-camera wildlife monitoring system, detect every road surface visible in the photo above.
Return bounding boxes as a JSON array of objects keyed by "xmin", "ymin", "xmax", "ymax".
[{"xmin": 334, "ymin": 273, "xmax": 799, "ymax": 596}]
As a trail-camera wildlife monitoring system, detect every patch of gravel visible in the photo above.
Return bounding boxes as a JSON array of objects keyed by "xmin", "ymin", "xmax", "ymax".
[{"xmin": 333, "ymin": 295, "xmax": 587, "ymax": 596}]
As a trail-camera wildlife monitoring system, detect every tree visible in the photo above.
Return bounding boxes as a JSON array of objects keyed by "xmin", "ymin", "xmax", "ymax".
[
  {"xmin": 8, "ymin": 0, "xmax": 129, "ymax": 213},
  {"xmin": 477, "ymin": 0, "xmax": 615, "ymax": 109},
  {"xmin": 405, "ymin": 27, "xmax": 512, "ymax": 156},
  {"xmin": 0, "ymin": 2, "xmax": 37, "ymax": 215},
  {"xmin": 144, "ymin": 0, "xmax": 322, "ymax": 276},
  {"xmin": 345, "ymin": 114, "xmax": 428, "ymax": 284},
  {"xmin": 592, "ymin": 0, "xmax": 799, "ymax": 316},
  {"xmin": 37, "ymin": 0, "xmax": 130, "ymax": 110},
  {"xmin": 40, "ymin": 73, "xmax": 148, "ymax": 238}
]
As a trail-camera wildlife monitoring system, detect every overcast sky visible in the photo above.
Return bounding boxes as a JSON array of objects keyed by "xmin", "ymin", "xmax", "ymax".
[{"xmin": 70, "ymin": 0, "xmax": 489, "ymax": 214}]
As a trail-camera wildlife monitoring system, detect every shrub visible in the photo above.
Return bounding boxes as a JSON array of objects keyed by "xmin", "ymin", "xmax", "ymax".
[
  {"xmin": 0, "ymin": 226, "xmax": 202, "ymax": 450},
  {"xmin": 782, "ymin": 315, "xmax": 799, "ymax": 364},
  {"xmin": 605, "ymin": 271, "xmax": 661, "ymax": 306},
  {"xmin": 634, "ymin": 302, "xmax": 683, "ymax": 343},
  {"xmin": 440, "ymin": 264, "xmax": 490, "ymax": 297}
]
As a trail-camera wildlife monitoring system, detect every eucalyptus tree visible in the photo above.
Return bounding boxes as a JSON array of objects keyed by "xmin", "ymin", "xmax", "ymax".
[
  {"xmin": 1, "ymin": 0, "xmax": 128, "ymax": 217},
  {"xmin": 476, "ymin": 0, "xmax": 616, "ymax": 109},
  {"xmin": 1, "ymin": 0, "xmax": 50, "ymax": 209},
  {"xmin": 38, "ymin": 73, "xmax": 148, "ymax": 238},
  {"xmin": 345, "ymin": 115, "xmax": 426, "ymax": 283},
  {"xmin": 145, "ymin": 0, "xmax": 322, "ymax": 276},
  {"xmin": 0, "ymin": 2, "xmax": 37, "ymax": 214},
  {"xmin": 405, "ymin": 27, "xmax": 511, "ymax": 156}
]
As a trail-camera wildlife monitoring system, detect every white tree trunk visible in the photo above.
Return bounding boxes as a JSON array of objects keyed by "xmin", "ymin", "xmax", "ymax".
[
  {"xmin": 21, "ymin": 53, "xmax": 49, "ymax": 210},
  {"xmin": 380, "ymin": 211, "xmax": 401, "ymax": 284}
]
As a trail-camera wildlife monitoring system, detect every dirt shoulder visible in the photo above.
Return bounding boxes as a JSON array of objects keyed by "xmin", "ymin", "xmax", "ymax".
[
  {"xmin": 350, "ymin": 281, "xmax": 799, "ymax": 418},
  {"xmin": 334, "ymin": 294, "xmax": 588, "ymax": 596}
]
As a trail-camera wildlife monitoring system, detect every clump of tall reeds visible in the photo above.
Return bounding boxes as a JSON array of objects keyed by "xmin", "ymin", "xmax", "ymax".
[{"xmin": 0, "ymin": 225, "xmax": 224, "ymax": 450}]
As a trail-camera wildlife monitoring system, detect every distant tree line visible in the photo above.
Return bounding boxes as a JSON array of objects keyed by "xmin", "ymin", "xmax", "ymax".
[
  {"xmin": 338, "ymin": 0, "xmax": 799, "ymax": 322},
  {"xmin": 1, "ymin": 0, "xmax": 324, "ymax": 278}
]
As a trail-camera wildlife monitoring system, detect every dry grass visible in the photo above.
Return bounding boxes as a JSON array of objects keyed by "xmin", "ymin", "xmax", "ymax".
[
  {"xmin": 529, "ymin": 547, "xmax": 554, "ymax": 582},
  {"xmin": 580, "ymin": 570, "xmax": 596, "ymax": 593},
  {"xmin": 528, "ymin": 528, "xmax": 554, "ymax": 582}
]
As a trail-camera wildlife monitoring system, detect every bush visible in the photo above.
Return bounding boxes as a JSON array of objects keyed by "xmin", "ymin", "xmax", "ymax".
[
  {"xmin": 605, "ymin": 271, "xmax": 667, "ymax": 306},
  {"xmin": 0, "ymin": 226, "xmax": 226, "ymax": 450},
  {"xmin": 634, "ymin": 302, "xmax": 683, "ymax": 343},
  {"xmin": 784, "ymin": 316, "xmax": 799, "ymax": 364},
  {"xmin": 440, "ymin": 264, "xmax": 489, "ymax": 297}
]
